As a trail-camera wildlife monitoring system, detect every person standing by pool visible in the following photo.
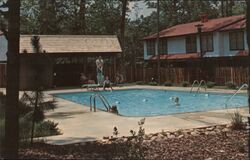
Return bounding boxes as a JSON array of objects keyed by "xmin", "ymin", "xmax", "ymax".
[
  {"xmin": 103, "ymin": 76, "xmax": 113, "ymax": 91},
  {"xmin": 96, "ymin": 56, "xmax": 104, "ymax": 85}
]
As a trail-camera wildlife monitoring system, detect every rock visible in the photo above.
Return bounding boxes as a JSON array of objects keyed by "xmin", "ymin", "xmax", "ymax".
[
  {"xmin": 161, "ymin": 132, "xmax": 169, "ymax": 137},
  {"xmin": 158, "ymin": 134, "xmax": 165, "ymax": 139},
  {"xmin": 218, "ymin": 150, "xmax": 225, "ymax": 153},
  {"xmin": 150, "ymin": 136, "xmax": 158, "ymax": 141},
  {"xmin": 216, "ymin": 125, "xmax": 223, "ymax": 129},
  {"xmin": 209, "ymin": 131, "xmax": 216, "ymax": 135},
  {"xmin": 205, "ymin": 158, "xmax": 213, "ymax": 160},
  {"xmin": 205, "ymin": 131, "xmax": 210, "ymax": 135},
  {"xmin": 182, "ymin": 130, "xmax": 191, "ymax": 136},
  {"xmin": 191, "ymin": 131, "xmax": 199, "ymax": 136},
  {"xmin": 103, "ymin": 136, "xmax": 109, "ymax": 140},
  {"xmin": 155, "ymin": 136, "xmax": 163, "ymax": 141},
  {"xmin": 122, "ymin": 137, "xmax": 128, "ymax": 142},
  {"xmin": 109, "ymin": 137, "xmax": 118, "ymax": 141},
  {"xmin": 206, "ymin": 127, "xmax": 214, "ymax": 131},
  {"xmin": 214, "ymin": 128, "xmax": 221, "ymax": 133},
  {"xmin": 222, "ymin": 128, "xmax": 230, "ymax": 132},
  {"xmin": 152, "ymin": 133, "xmax": 158, "ymax": 136},
  {"xmin": 166, "ymin": 132, "xmax": 171, "ymax": 137},
  {"xmin": 178, "ymin": 135, "xmax": 184, "ymax": 138},
  {"xmin": 168, "ymin": 134, "xmax": 176, "ymax": 139},
  {"xmin": 148, "ymin": 134, "xmax": 154, "ymax": 139}
]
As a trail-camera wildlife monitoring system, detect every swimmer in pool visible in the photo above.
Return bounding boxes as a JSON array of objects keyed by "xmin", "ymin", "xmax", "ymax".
[{"xmin": 169, "ymin": 96, "xmax": 180, "ymax": 106}]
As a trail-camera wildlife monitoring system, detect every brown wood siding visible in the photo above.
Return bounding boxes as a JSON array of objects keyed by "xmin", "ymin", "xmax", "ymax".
[
  {"xmin": 0, "ymin": 64, "xmax": 6, "ymax": 87},
  {"xmin": 124, "ymin": 57, "xmax": 249, "ymax": 86},
  {"xmin": 0, "ymin": 57, "xmax": 248, "ymax": 88}
]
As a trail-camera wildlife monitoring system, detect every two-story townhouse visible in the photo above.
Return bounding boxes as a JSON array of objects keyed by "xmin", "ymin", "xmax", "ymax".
[
  {"xmin": 141, "ymin": 14, "xmax": 249, "ymax": 85},
  {"xmin": 143, "ymin": 15, "xmax": 248, "ymax": 60}
]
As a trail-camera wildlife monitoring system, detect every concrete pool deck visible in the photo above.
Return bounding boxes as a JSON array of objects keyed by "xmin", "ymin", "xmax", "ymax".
[{"xmin": 43, "ymin": 86, "xmax": 248, "ymax": 145}]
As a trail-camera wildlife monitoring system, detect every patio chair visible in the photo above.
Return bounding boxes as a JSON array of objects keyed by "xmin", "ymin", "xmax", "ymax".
[{"xmin": 81, "ymin": 80, "xmax": 100, "ymax": 91}]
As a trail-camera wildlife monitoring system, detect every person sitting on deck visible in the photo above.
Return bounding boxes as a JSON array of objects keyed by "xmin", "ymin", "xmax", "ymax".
[
  {"xmin": 103, "ymin": 76, "xmax": 113, "ymax": 91},
  {"xmin": 114, "ymin": 73, "xmax": 124, "ymax": 86},
  {"xmin": 80, "ymin": 73, "xmax": 88, "ymax": 85}
]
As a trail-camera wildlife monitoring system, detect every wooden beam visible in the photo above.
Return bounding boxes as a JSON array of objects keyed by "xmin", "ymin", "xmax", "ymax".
[{"xmin": 113, "ymin": 56, "xmax": 117, "ymax": 77}]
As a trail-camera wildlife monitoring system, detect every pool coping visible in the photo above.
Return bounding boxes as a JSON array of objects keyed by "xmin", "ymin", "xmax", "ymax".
[
  {"xmin": 43, "ymin": 86, "xmax": 249, "ymax": 145},
  {"xmin": 46, "ymin": 85, "xmax": 248, "ymax": 95}
]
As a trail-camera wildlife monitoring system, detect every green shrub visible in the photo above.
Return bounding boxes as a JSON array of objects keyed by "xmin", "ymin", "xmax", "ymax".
[
  {"xmin": 19, "ymin": 116, "xmax": 33, "ymax": 141},
  {"xmin": 128, "ymin": 118, "xmax": 146, "ymax": 159},
  {"xmin": 231, "ymin": 111, "xmax": 244, "ymax": 130},
  {"xmin": 164, "ymin": 81, "xmax": 173, "ymax": 86},
  {"xmin": 225, "ymin": 81, "xmax": 236, "ymax": 89},
  {"xmin": 19, "ymin": 118, "xmax": 61, "ymax": 140},
  {"xmin": 136, "ymin": 81, "xmax": 145, "ymax": 85},
  {"xmin": 34, "ymin": 120, "xmax": 61, "ymax": 137},
  {"xmin": 181, "ymin": 81, "xmax": 190, "ymax": 87},
  {"xmin": 148, "ymin": 81, "xmax": 158, "ymax": 86},
  {"xmin": 207, "ymin": 81, "xmax": 216, "ymax": 88}
]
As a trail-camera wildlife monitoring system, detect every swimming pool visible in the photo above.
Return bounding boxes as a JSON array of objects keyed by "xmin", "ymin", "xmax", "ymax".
[{"xmin": 54, "ymin": 89, "xmax": 247, "ymax": 117}]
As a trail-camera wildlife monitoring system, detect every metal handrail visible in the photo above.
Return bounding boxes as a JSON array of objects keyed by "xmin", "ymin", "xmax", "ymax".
[
  {"xmin": 89, "ymin": 94, "xmax": 95, "ymax": 111},
  {"xmin": 190, "ymin": 80, "xmax": 199, "ymax": 93},
  {"xmin": 98, "ymin": 93, "xmax": 111, "ymax": 109},
  {"xmin": 196, "ymin": 80, "xmax": 207, "ymax": 94},
  {"xmin": 90, "ymin": 93, "xmax": 111, "ymax": 112},
  {"xmin": 94, "ymin": 94, "xmax": 111, "ymax": 111},
  {"xmin": 225, "ymin": 83, "xmax": 248, "ymax": 107}
]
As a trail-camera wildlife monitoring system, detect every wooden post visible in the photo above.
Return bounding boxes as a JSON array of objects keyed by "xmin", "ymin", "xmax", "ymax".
[
  {"xmin": 143, "ymin": 63, "xmax": 145, "ymax": 82},
  {"xmin": 113, "ymin": 56, "xmax": 117, "ymax": 77},
  {"xmin": 83, "ymin": 56, "xmax": 87, "ymax": 73}
]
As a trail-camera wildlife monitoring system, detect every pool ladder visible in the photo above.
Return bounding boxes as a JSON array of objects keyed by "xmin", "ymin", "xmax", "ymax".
[
  {"xmin": 89, "ymin": 93, "xmax": 111, "ymax": 112},
  {"xmin": 190, "ymin": 80, "xmax": 207, "ymax": 95},
  {"xmin": 225, "ymin": 83, "xmax": 248, "ymax": 108}
]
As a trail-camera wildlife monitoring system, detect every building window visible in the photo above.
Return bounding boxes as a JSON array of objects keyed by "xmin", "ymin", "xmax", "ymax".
[
  {"xmin": 147, "ymin": 40, "xmax": 155, "ymax": 55},
  {"xmin": 186, "ymin": 35, "xmax": 197, "ymax": 53},
  {"xmin": 229, "ymin": 31, "xmax": 244, "ymax": 50},
  {"xmin": 202, "ymin": 33, "xmax": 213, "ymax": 52},
  {"xmin": 159, "ymin": 39, "xmax": 168, "ymax": 54}
]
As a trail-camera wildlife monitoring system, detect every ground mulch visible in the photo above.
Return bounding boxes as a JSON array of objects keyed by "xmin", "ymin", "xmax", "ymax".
[{"xmin": 19, "ymin": 129, "xmax": 248, "ymax": 160}]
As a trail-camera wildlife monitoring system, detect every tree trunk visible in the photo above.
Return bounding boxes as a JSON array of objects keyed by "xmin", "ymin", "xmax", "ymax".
[
  {"xmin": 4, "ymin": 0, "xmax": 20, "ymax": 159},
  {"xmin": 30, "ymin": 91, "xmax": 39, "ymax": 145},
  {"xmin": 79, "ymin": 0, "xmax": 86, "ymax": 34},
  {"xmin": 225, "ymin": 0, "xmax": 229, "ymax": 16},
  {"xmin": 246, "ymin": 0, "xmax": 250, "ymax": 113},
  {"xmin": 157, "ymin": 0, "xmax": 161, "ymax": 84},
  {"xmin": 246, "ymin": 0, "xmax": 250, "ymax": 159},
  {"xmin": 228, "ymin": 0, "xmax": 234, "ymax": 16},
  {"xmin": 120, "ymin": 0, "xmax": 128, "ymax": 80},
  {"xmin": 221, "ymin": 0, "xmax": 224, "ymax": 17}
]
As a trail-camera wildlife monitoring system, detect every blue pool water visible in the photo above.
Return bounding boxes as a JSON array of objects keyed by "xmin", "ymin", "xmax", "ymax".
[{"xmin": 54, "ymin": 89, "xmax": 247, "ymax": 117}]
